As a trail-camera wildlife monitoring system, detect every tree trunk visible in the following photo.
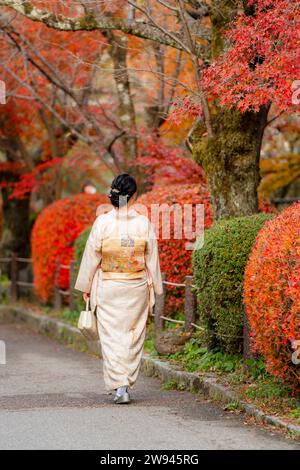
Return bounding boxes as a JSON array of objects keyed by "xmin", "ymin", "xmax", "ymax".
[
  {"xmin": 192, "ymin": 106, "xmax": 270, "ymax": 219},
  {"xmin": 0, "ymin": 185, "xmax": 31, "ymax": 259},
  {"xmin": 0, "ymin": 137, "xmax": 32, "ymax": 262},
  {"xmin": 106, "ymin": 31, "xmax": 138, "ymax": 168},
  {"xmin": 192, "ymin": 0, "xmax": 270, "ymax": 220}
]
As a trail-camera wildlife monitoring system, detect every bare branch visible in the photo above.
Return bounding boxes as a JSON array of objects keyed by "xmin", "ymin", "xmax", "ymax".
[
  {"xmin": 177, "ymin": 0, "xmax": 212, "ymax": 137},
  {"xmin": 105, "ymin": 30, "xmax": 138, "ymax": 164},
  {"xmin": 0, "ymin": 0, "xmax": 209, "ymax": 57}
]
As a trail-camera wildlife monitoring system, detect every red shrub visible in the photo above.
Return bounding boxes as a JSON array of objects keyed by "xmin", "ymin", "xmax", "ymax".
[
  {"xmin": 244, "ymin": 202, "xmax": 300, "ymax": 393},
  {"xmin": 137, "ymin": 183, "xmax": 213, "ymax": 313},
  {"xmin": 31, "ymin": 193, "xmax": 109, "ymax": 302}
]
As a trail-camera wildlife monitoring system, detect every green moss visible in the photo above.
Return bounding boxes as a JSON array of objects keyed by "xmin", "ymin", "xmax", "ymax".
[
  {"xmin": 192, "ymin": 214, "xmax": 274, "ymax": 353},
  {"xmin": 23, "ymin": 2, "xmax": 34, "ymax": 15},
  {"xmin": 194, "ymin": 109, "xmax": 259, "ymax": 176},
  {"xmin": 78, "ymin": 13, "xmax": 98, "ymax": 31},
  {"xmin": 192, "ymin": 107, "xmax": 266, "ymax": 218},
  {"xmin": 210, "ymin": 0, "xmax": 238, "ymax": 57}
]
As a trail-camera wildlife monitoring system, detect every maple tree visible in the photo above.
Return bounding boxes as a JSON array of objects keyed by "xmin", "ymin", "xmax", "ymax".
[
  {"xmin": 190, "ymin": 0, "xmax": 299, "ymax": 218},
  {"xmin": 0, "ymin": 0, "xmax": 298, "ymax": 221},
  {"xmin": 0, "ymin": 16, "xmax": 106, "ymax": 256},
  {"xmin": 134, "ymin": 136, "xmax": 207, "ymax": 191},
  {"xmin": 204, "ymin": 0, "xmax": 299, "ymax": 113},
  {"xmin": 0, "ymin": 0, "xmax": 200, "ymax": 257}
]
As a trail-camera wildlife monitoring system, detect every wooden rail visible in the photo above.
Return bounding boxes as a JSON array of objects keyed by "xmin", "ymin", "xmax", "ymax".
[{"xmin": 0, "ymin": 254, "xmax": 251, "ymax": 357}]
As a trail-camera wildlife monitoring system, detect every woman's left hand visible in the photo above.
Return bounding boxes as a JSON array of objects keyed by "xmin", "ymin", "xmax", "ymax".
[{"xmin": 83, "ymin": 292, "xmax": 90, "ymax": 302}]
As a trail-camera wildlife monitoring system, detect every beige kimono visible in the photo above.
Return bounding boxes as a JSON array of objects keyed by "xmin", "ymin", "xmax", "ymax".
[{"xmin": 74, "ymin": 206, "xmax": 163, "ymax": 393}]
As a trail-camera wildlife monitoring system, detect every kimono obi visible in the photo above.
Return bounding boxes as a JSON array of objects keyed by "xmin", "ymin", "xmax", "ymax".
[{"xmin": 100, "ymin": 236, "xmax": 147, "ymax": 280}]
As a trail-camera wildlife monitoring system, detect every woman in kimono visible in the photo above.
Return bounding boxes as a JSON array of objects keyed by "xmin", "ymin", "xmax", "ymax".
[{"xmin": 74, "ymin": 174, "xmax": 163, "ymax": 404}]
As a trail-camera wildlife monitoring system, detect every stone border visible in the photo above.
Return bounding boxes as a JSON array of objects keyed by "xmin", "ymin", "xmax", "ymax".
[
  {"xmin": 1, "ymin": 305, "xmax": 299, "ymax": 440},
  {"xmin": 140, "ymin": 356, "xmax": 300, "ymax": 439}
]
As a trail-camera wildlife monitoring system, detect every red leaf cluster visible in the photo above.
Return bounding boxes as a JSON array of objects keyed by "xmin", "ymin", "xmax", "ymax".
[
  {"xmin": 204, "ymin": 0, "xmax": 300, "ymax": 113},
  {"xmin": 135, "ymin": 137, "xmax": 206, "ymax": 188},
  {"xmin": 244, "ymin": 202, "xmax": 300, "ymax": 393},
  {"xmin": 31, "ymin": 193, "xmax": 108, "ymax": 302},
  {"xmin": 137, "ymin": 183, "xmax": 213, "ymax": 313},
  {"xmin": 9, "ymin": 158, "xmax": 64, "ymax": 200}
]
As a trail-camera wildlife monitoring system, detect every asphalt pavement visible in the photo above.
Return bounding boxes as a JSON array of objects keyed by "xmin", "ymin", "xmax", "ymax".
[{"xmin": 0, "ymin": 323, "xmax": 298, "ymax": 450}]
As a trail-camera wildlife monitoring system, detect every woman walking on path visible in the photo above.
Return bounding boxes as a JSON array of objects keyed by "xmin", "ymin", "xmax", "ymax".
[{"xmin": 74, "ymin": 174, "xmax": 163, "ymax": 404}]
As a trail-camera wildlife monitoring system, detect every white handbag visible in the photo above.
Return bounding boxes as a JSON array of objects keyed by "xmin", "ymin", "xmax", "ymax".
[{"xmin": 77, "ymin": 298, "xmax": 99, "ymax": 341}]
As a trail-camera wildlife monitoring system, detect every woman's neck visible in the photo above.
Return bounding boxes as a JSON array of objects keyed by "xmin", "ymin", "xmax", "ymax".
[{"xmin": 114, "ymin": 204, "xmax": 134, "ymax": 216}]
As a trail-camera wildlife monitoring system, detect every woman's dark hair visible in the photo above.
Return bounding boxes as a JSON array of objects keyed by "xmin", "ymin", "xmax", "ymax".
[{"xmin": 108, "ymin": 173, "xmax": 137, "ymax": 208}]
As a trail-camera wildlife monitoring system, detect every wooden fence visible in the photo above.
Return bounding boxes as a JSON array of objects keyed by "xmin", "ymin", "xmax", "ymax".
[
  {"xmin": 0, "ymin": 254, "xmax": 197, "ymax": 327},
  {"xmin": 153, "ymin": 273, "xmax": 197, "ymax": 333},
  {"xmin": 0, "ymin": 254, "xmax": 251, "ymax": 357}
]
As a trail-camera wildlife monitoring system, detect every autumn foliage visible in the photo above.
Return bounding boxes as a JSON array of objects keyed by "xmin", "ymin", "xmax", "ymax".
[
  {"xmin": 244, "ymin": 202, "xmax": 300, "ymax": 392},
  {"xmin": 135, "ymin": 137, "xmax": 206, "ymax": 189},
  {"xmin": 137, "ymin": 183, "xmax": 213, "ymax": 312},
  {"xmin": 31, "ymin": 193, "xmax": 109, "ymax": 302},
  {"xmin": 204, "ymin": 0, "xmax": 300, "ymax": 113}
]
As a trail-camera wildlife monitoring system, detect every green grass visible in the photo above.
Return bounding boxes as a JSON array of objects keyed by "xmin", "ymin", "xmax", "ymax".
[
  {"xmin": 161, "ymin": 380, "xmax": 186, "ymax": 391},
  {"xmin": 289, "ymin": 408, "xmax": 300, "ymax": 423},
  {"xmin": 60, "ymin": 308, "xmax": 80, "ymax": 326},
  {"xmin": 223, "ymin": 401, "xmax": 241, "ymax": 411},
  {"xmin": 164, "ymin": 310, "xmax": 185, "ymax": 330},
  {"xmin": 167, "ymin": 336, "xmax": 243, "ymax": 373},
  {"xmin": 160, "ymin": 333, "xmax": 300, "ymax": 423},
  {"xmin": 0, "ymin": 274, "xmax": 10, "ymax": 287},
  {"xmin": 41, "ymin": 305, "xmax": 80, "ymax": 326},
  {"xmin": 244, "ymin": 376, "xmax": 290, "ymax": 400},
  {"xmin": 144, "ymin": 321, "xmax": 159, "ymax": 356},
  {"xmin": 162, "ymin": 380, "xmax": 178, "ymax": 390}
]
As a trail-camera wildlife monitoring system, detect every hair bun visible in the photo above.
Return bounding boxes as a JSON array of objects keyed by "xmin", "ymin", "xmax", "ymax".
[{"xmin": 109, "ymin": 173, "xmax": 137, "ymax": 208}]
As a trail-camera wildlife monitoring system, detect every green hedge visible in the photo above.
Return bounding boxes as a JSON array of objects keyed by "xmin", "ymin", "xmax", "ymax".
[
  {"xmin": 192, "ymin": 214, "xmax": 274, "ymax": 354},
  {"xmin": 73, "ymin": 226, "xmax": 92, "ymax": 310},
  {"xmin": 74, "ymin": 226, "xmax": 91, "ymax": 266}
]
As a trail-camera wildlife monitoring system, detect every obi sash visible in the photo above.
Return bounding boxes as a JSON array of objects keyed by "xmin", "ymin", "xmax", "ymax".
[{"xmin": 100, "ymin": 236, "xmax": 147, "ymax": 280}]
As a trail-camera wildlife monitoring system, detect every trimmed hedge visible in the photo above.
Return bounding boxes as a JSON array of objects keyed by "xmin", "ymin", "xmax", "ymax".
[
  {"xmin": 192, "ymin": 213, "xmax": 274, "ymax": 354},
  {"xmin": 137, "ymin": 183, "xmax": 213, "ymax": 314},
  {"xmin": 31, "ymin": 193, "xmax": 108, "ymax": 302},
  {"xmin": 73, "ymin": 226, "xmax": 92, "ymax": 310}
]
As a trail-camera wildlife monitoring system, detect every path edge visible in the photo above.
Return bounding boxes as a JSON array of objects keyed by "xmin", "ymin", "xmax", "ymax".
[{"xmin": 1, "ymin": 305, "xmax": 299, "ymax": 440}]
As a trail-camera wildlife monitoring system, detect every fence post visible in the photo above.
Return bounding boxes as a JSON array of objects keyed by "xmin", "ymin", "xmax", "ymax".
[
  {"xmin": 184, "ymin": 275, "xmax": 196, "ymax": 332},
  {"xmin": 154, "ymin": 272, "xmax": 166, "ymax": 331},
  {"xmin": 10, "ymin": 253, "xmax": 18, "ymax": 301},
  {"xmin": 53, "ymin": 262, "xmax": 62, "ymax": 309},
  {"xmin": 69, "ymin": 260, "xmax": 76, "ymax": 311}
]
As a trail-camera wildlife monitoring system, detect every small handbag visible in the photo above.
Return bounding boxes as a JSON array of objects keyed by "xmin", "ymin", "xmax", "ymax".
[{"xmin": 77, "ymin": 298, "xmax": 99, "ymax": 341}]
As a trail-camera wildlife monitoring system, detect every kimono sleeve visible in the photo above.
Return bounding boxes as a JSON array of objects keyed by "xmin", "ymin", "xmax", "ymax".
[
  {"xmin": 145, "ymin": 220, "xmax": 164, "ymax": 295},
  {"xmin": 74, "ymin": 216, "xmax": 102, "ymax": 293}
]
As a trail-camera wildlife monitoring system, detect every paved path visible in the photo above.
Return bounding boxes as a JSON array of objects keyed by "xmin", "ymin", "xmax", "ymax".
[{"xmin": 0, "ymin": 323, "xmax": 298, "ymax": 450}]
